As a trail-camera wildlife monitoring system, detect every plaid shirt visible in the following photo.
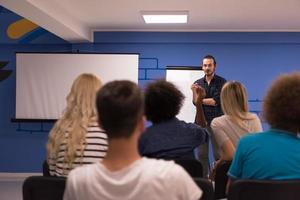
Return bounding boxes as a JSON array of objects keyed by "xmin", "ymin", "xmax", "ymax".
[{"xmin": 194, "ymin": 74, "xmax": 226, "ymax": 125}]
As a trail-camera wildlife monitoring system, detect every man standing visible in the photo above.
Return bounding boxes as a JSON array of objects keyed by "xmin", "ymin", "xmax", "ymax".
[
  {"xmin": 191, "ymin": 55, "xmax": 226, "ymax": 177},
  {"xmin": 64, "ymin": 80, "xmax": 202, "ymax": 200},
  {"xmin": 192, "ymin": 55, "xmax": 226, "ymax": 125}
]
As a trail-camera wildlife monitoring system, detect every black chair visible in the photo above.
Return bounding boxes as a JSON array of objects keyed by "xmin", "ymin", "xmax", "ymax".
[
  {"xmin": 214, "ymin": 160, "xmax": 231, "ymax": 199},
  {"xmin": 43, "ymin": 160, "xmax": 51, "ymax": 176},
  {"xmin": 193, "ymin": 178, "xmax": 214, "ymax": 200},
  {"xmin": 228, "ymin": 179, "xmax": 300, "ymax": 200},
  {"xmin": 23, "ymin": 176, "xmax": 66, "ymax": 200},
  {"xmin": 175, "ymin": 159, "xmax": 203, "ymax": 178}
]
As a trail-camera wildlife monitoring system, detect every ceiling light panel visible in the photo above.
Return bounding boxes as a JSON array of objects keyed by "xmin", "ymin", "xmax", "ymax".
[{"xmin": 142, "ymin": 11, "xmax": 188, "ymax": 24}]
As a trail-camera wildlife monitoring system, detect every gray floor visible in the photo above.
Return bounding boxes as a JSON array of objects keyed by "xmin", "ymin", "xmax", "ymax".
[{"xmin": 0, "ymin": 180, "xmax": 23, "ymax": 200}]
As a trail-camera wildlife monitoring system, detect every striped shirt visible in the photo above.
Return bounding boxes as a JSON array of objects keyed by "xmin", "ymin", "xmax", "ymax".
[{"xmin": 48, "ymin": 123, "xmax": 108, "ymax": 177}]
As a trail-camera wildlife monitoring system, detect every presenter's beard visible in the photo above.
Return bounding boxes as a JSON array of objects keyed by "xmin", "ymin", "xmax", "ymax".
[{"xmin": 204, "ymin": 70, "xmax": 214, "ymax": 77}]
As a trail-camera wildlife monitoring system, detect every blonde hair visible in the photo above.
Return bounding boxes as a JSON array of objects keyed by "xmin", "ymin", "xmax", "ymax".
[
  {"xmin": 221, "ymin": 81, "xmax": 255, "ymax": 129},
  {"xmin": 47, "ymin": 73, "xmax": 102, "ymax": 169}
]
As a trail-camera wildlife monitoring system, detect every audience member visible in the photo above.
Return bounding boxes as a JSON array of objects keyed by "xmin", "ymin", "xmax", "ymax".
[
  {"xmin": 47, "ymin": 73, "xmax": 107, "ymax": 177},
  {"xmin": 64, "ymin": 80, "xmax": 202, "ymax": 200},
  {"xmin": 139, "ymin": 80, "xmax": 208, "ymax": 159},
  {"xmin": 210, "ymin": 81, "xmax": 262, "ymax": 173},
  {"xmin": 228, "ymin": 72, "xmax": 300, "ymax": 185}
]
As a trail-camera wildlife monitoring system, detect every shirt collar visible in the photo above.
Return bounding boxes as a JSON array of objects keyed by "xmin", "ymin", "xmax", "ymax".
[
  {"xmin": 204, "ymin": 74, "xmax": 216, "ymax": 83},
  {"xmin": 269, "ymin": 128, "xmax": 299, "ymax": 138}
]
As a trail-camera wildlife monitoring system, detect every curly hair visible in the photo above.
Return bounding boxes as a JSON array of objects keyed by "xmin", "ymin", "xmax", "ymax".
[
  {"xmin": 263, "ymin": 72, "xmax": 300, "ymax": 133},
  {"xmin": 145, "ymin": 80, "xmax": 184, "ymax": 123}
]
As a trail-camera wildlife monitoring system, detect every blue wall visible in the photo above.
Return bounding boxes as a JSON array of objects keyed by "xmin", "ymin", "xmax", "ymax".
[
  {"xmin": 1, "ymin": 7, "xmax": 300, "ymax": 172},
  {"xmin": 0, "ymin": 46, "xmax": 72, "ymax": 172},
  {"xmin": 74, "ymin": 31, "xmax": 300, "ymax": 126},
  {"xmin": 0, "ymin": 7, "xmax": 71, "ymax": 172}
]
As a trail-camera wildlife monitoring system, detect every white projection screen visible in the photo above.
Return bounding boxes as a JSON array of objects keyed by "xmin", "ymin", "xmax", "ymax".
[
  {"xmin": 16, "ymin": 53, "xmax": 139, "ymax": 120},
  {"xmin": 166, "ymin": 67, "xmax": 204, "ymax": 123}
]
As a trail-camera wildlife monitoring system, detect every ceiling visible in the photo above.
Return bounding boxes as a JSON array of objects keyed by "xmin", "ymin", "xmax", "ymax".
[{"xmin": 1, "ymin": 0, "xmax": 300, "ymax": 42}]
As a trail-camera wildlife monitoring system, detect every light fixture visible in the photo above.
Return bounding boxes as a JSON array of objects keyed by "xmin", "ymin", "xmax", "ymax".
[{"xmin": 141, "ymin": 11, "xmax": 188, "ymax": 24}]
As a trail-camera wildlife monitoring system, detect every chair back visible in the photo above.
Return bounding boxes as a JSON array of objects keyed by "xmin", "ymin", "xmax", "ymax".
[
  {"xmin": 23, "ymin": 176, "xmax": 66, "ymax": 200},
  {"xmin": 43, "ymin": 160, "xmax": 51, "ymax": 176},
  {"xmin": 193, "ymin": 178, "xmax": 214, "ymax": 200},
  {"xmin": 228, "ymin": 179, "xmax": 300, "ymax": 200},
  {"xmin": 214, "ymin": 160, "xmax": 231, "ymax": 199},
  {"xmin": 175, "ymin": 159, "xmax": 203, "ymax": 177}
]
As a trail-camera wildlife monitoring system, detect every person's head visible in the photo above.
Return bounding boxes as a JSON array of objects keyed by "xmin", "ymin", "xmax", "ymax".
[
  {"xmin": 145, "ymin": 80, "xmax": 184, "ymax": 124},
  {"xmin": 202, "ymin": 55, "xmax": 217, "ymax": 77},
  {"xmin": 263, "ymin": 72, "xmax": 300, "ymax": 133},
  {"xmin": 221, "ymin": 81, "xmax": 248, "ymax": 116},
  {"xmin": 220, "ymin": 81, "xmax": 254, "ymax": 129},
  {"xmin": 96, "ymin": 80, "xmax": 144, "ymax": 139},
  {"xmin": 65, "ymin": 73, "xmax": 102, "ymax": 119},
  {"xmin": 47, "ymin": 73, "xmax": 102, "ymax": 166}
]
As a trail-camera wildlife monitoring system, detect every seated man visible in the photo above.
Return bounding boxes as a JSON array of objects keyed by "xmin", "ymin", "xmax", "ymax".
[
  {"xmin": 139, "ymin": 80, "xmax": 208, "ymax": 159},
  {"xmin": 228, "ymin": 72, "xmax": 300, "ymax": 186},
  {"xmin": 64, "ymin": 80, "xmax": 202, "ymax": 200}
]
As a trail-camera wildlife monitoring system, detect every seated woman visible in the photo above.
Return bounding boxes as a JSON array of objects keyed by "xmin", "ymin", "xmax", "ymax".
[
  {"xmin": 228, "ymin": 72, "xmax": 300, "ymax": 184},
  {"xmin": 46, "ymin": 73, "xmax": 108, "ymax": 177},
  {"xmin": 211, "ymin": 81, "xmax": 262, "ymax": 164}
]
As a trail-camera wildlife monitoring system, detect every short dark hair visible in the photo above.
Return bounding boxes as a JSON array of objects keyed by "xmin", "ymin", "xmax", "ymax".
[
  {"xmin": 145, "ymin": 80, "xmax": 184, "ymax": 123},
  {"xmin": 96, "ymin": 80, "xmax": 144, "ymax": 138},
  {"xmin": 263, "ymin": 72, "xmax": 300, "ymax": 133},
  {"xmin": 203, "ymin": 55, "xmax": 217, "ymax": 65}
]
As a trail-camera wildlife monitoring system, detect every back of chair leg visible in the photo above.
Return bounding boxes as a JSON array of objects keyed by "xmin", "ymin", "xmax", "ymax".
[
  {"xmin": 228, "ymin": 179, "xmax": 300, "ymax": 200},
  {"xmin": 193, "ymin": 178, "xmax": 214, "ymax": 200},
  {"xmin": 175, "ymin": 159, "xmax": 203, "ymax": 178},
  {"xmin": 43, "ymin": 160, "xmax": 51, "ymax": 177}
]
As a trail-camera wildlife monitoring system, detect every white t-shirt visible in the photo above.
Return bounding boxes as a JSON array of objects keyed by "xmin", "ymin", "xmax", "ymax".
[{"xmin": 64, "ymin": 157, "xmax": 202, "ymax": 200}]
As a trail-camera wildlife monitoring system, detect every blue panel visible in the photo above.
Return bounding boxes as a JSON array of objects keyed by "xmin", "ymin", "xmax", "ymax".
[
  {"xmin": 0, "ymin": 133, "xmax": 48, "ymax": 172},
  {"xmin": 0, "ymin": 44, "xmax": 71, "ymax": 172},
  {"xmin": 139, "ymin": 58, "xmax": 158, "ymax": 69},
  {"xmin": 146, "ymin": 69, "xmax": 166, "ymax": 80},
  {"xmin": 138, "ymin": 69, "xmax": 146, "ymax": 80},
  {"xmin": 94, "ymin": 32, "xmax": 300, "ymax": 44}
]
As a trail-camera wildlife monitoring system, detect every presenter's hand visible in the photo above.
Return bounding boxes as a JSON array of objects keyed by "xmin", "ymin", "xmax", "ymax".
[
  {"xmin": 195, "ymin": 87, "xmax": 206, "ymax": 106},
  {"xmin": 191, "ymin": 84, "xmax": 198, "ymax": 105},
  {"xmin": 196, "ymin": 87, "xmax": 206, "ymax": 99},
  {"xmin": 191, "ymin": 83, "xmax": 199, "ymax": 92},
  {"xmin": 191, "ymin": 84, "xmax": 206, "ymax": 105}
]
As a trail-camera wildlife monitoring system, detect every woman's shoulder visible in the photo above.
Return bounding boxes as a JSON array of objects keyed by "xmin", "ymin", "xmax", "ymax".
[
  {"xmin": 246, "ymin": 112, "xmax": 263, "ymax": 131},
  {"xmin": 211, "ymin": 115, "xmax": 231, "ymax": 126},
  {"xmin": 247, "ymin": 112, "xmax": 259, "ymax": 118},
  {"xmin": 88, "ymin": 121, "xmax": 106, "ymax": 133}
]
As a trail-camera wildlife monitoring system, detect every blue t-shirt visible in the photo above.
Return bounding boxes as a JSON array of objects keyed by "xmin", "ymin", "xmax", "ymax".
[
  {"xmin": 228, "ymin": 129, "xmax": 300, "ymax": 180},
  {"xmin": 139, "ymin": 118, "xmax": 207, "ymax": 159}
]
